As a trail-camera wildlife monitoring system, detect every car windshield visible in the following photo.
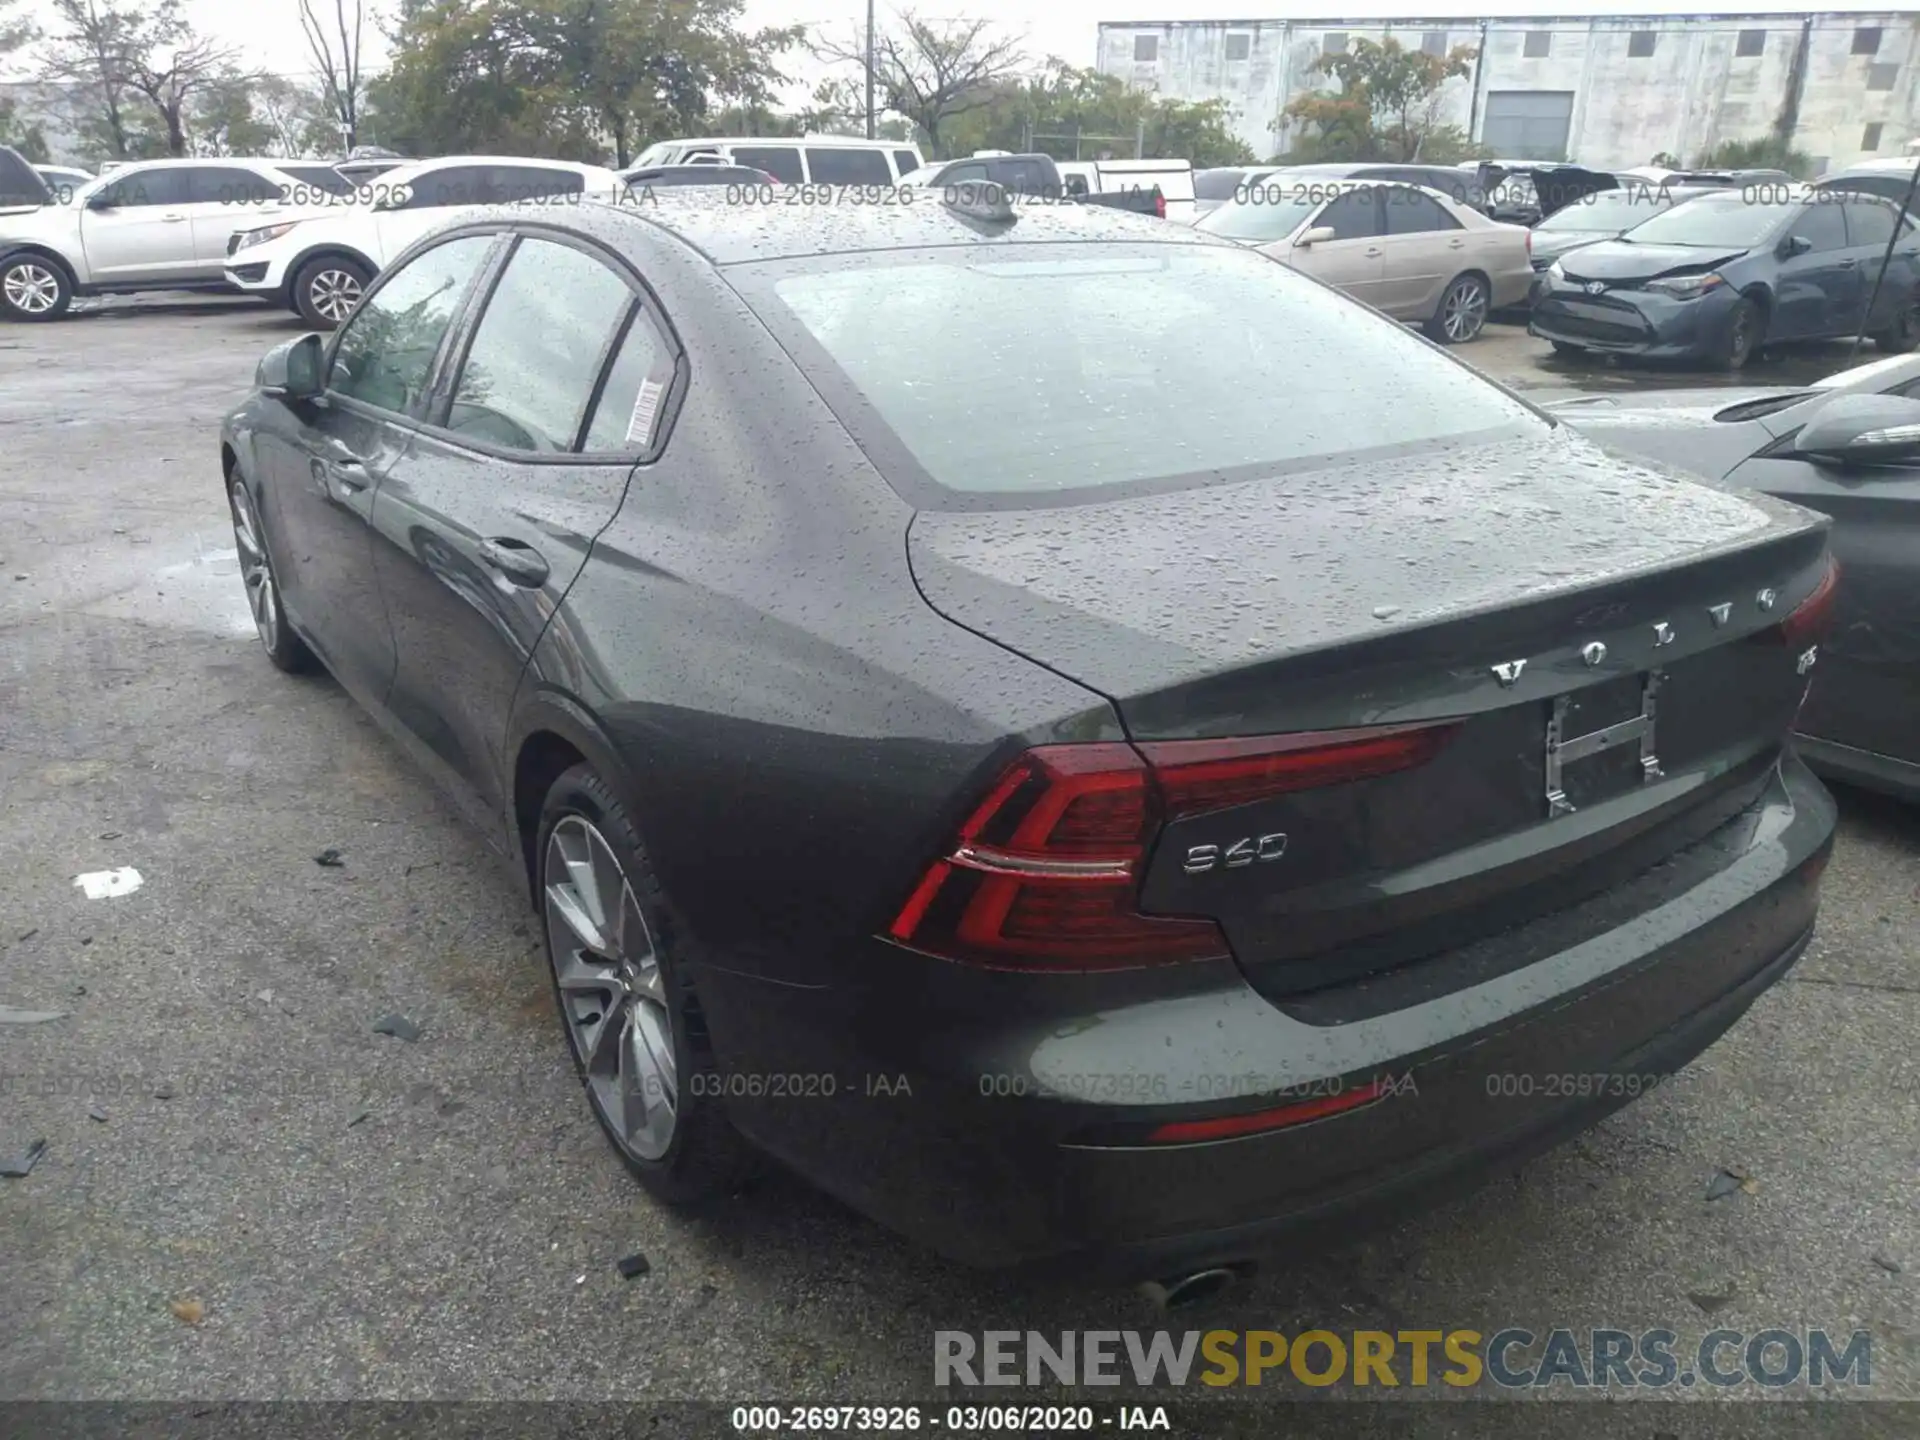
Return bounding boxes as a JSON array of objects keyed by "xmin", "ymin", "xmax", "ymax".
[
  {"xmin": 277, "ymin": 164, "xmax": 354, "ymax": 196},
  {"xmin": 732, "ymin": 243, "xmax": 1542, "ymax": 502},
  {"xmin": 896, "ymin": 165, "xmax": 946, "ymax": 186},
  {"xmin": 1194, "ymin": 168, "xmax": 1257, "ymax": 201},
  {"xmin": 1623, "ymin": 193, "xmax": 1791, "ymax": 248},
  {"xmin": 1193, "ymin": 187, "xmax": 1325, "ymax": 242},
  {"xmin": 1536, "ymin": 186, "xmax": 1685, "ymax": 232}
]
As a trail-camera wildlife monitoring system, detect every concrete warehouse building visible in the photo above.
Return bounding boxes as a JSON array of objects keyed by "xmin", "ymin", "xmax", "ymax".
[{"xmin": 1094, "ymin": 12, "xmax": 1920, "ymax": 174}]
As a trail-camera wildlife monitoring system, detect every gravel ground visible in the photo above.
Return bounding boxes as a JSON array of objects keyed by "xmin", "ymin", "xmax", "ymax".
[{"xmin": 0, "ymin": 299, "xmax": 1914, "ymax": 1421}]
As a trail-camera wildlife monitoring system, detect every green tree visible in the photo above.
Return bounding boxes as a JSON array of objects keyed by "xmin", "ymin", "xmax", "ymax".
[
  {"xmin": 192, "ymin": 74, "xmax": 277, "ymax": 155},
  {"xmin": 118, "ymin": 1, "xmax": 243, "ymax": 156},
  {"xmin": 935, "ymin": 62, "xmax": 1253, "ymax": 168},
  {"xmin": 1282, "ymin": 37, "xmax": 1476, "ymax": 162},
  {"xmin": 39, "ymin": 0, "xmax": 152, "ymax": 160},
  {"xmin": 373, "ymin": 0, "xmax": 800, "ymax": 166}
]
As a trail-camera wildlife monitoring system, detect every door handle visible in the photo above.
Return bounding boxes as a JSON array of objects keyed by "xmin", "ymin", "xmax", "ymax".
[
  {"xmin": 1365, "ymin": 247, "xmax": 1384, "ymax": 257},
  {"xmin": 1448, "ymin": 238, "xmax": 1466, "ymax": 248},
  {"xmin": 479, "ymin": 537, "xmax": 549, "ymax": 587},
  {"xmin": 1838, "ymin": 259, "xmax": 1858, "ymax": 270},
  {"xmin": 160, "ymin": 213, "xmax": 188, "ymax": 223},
  {"xmin": 320, "ymin": 455, "xmax": 369, "ymax": 494}
]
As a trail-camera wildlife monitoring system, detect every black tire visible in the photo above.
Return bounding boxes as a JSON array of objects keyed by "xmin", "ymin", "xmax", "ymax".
[
  {"xmin": 225, "ymin": 472, "xmax": 317, "ymax": 674},
  {"xmin": 1713, "ymin": 296, "xmax": 1764, "ymax": 371},
  {"xmin": 536, "ymin": 764, "xmax": 756, "ymax": 1206},
  {"xmin": 1424, "ymin": 273, "xmax": 1491, "ymax": 344},
  {"xmin": 1871, "ymin": 296, "xmax": 1920, "ymax": 354},
  {"xmin": 0, "ymin": 253, "xmax": 74, "ymax": 322},
  {"xmin": 291, "ymin": 254, "xmax": 371, "ymax": 329}
]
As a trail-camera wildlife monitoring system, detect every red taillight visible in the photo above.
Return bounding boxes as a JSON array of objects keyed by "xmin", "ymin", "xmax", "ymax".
[
  {"xmin": 885, "ymin": 722, "xmax": 1458, "ymax": 971},
  {"xmin": 1155, "ymin": 191, "xmax": 1166, "ymax": 218},
  {"xmin": 1525, "ymin": 228, "xmax": 1532, "ymax": 260},
  {"xmin": 1780, "ymin": 557, "xmax": 1839, "ymax": 651},
  {"xmin": 1145, "ymin": 1078, "xmax": 1386, "ymax": 1144}
]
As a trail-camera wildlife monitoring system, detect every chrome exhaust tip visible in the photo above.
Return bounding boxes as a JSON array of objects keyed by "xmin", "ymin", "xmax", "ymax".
[{"xmin": 1140, "ymin": 1263, "xmax": 1250, "ymax": 1312}]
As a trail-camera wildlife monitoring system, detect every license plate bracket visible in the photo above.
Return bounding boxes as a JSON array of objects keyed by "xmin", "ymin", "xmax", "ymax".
[{"xmin": 1546, "ymin": 670, "xmax": 1665, "ymax": 818}]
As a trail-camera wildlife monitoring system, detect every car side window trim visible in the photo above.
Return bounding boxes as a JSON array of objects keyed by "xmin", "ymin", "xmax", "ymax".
[
  {"xmin": 413, "ymin": 223, "xmax": 688, "ymax": 466},
  {"xmin": 570, "ymin": 299, "xmax": 644, "ymax": 451},
  {"xmin": 321, "ymin": 229, "xmax": 513, "ymax": 427}
]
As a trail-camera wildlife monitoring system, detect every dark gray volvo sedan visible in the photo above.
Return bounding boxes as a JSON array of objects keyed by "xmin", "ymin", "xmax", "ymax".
[{"xmin": 219, "ymin": 188, "xmax": 1837, "ymax": 1283}]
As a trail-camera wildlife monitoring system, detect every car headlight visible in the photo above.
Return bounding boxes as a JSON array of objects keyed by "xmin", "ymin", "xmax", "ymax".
[
  {"xmin": 234, "ymin": 222, "xmax": 300, "ymax": 253},
  {"xmin": 1644, "ymin": 271, "xmax": 1725, "ymax": 299},
  {"xmin": 1546, "ymin": 261, "xmax": 1566, "ymax": 285}
]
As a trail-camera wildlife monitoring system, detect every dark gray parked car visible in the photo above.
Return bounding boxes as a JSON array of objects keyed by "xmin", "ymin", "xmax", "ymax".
[
  {"xmin": 1551, "ymin": 351, "xmax": 1920, "ymax": 799},
  {"xmin": 1527, "ymin": 183, "xmax": 1721, "ymax": 277},
  {"xmin": 219, "ymin": 190, "xmax": 1836, "ymax": 1280},
  {"xmin": 1532, "ymin": 188, "xmax": 1920, "ymax": 368}
]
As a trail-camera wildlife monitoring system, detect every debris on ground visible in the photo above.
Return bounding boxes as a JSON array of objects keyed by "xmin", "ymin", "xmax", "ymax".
[
  {"xmin": 1687, "ymin": 1284, "xmax": 1737, "ymax": 1315},
  {"xmin": 1871, "ymin": 1251, "xmax": 1903, "ymax": 1274},
  {"xmin": 168, "ymin": 1298, "xmax": 205, "ymax": 1326},
  {"xmin": 88, "ymin": 1106, "xmax": 108, "ymax": 1123},
  {"xmin": 314, "ymin": 848, "xmax": 345, "ymax": 868},
  {"xmin": 617, "ymin": 1252, "xmax": 651, "ymax": 1280},
  {"xmin": 14, "ymin": 928, "xmax": 36, "ymax": 944},
  {"xmin": 1705, "ymin": 1167, "xmax": 1756, "ymax": 1201},
  {"xmin": 255, "ymin": 988, "xmax": 274, "ymax": 1006},
  {"xmin": 346, "ymin": 1108, "xmax": 372, "ymax": 1129},
  {"xmin": 372, "ymin": 1013, "xmax": 422, "ymax": 1042},
  {"xmin": 0, "ymin": 1139, "xmax": 49, "ymax": 1177},
  {"xmin": 153, "ymin": 1083, "xmax": 175, "ymax": 1100},
  {"xmin": 0, "ymin": 1006, "xmax": 66, "ymax": 1024}
]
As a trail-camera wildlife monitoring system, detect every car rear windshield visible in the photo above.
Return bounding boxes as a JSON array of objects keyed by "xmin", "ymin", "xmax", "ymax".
[
  {"xmin": 1193, "ymin": 168, "xmax": 1253, "ymax": 201},
  {"xmin": 730, "ymin": 243, "xmax": 1543, "ymax": 505},
  {"xmin": 1193, "ymin": 188, "xmax": 1325, "ymax": 242},
  {"xmin": 1536, "ymin": 186, "xmax": 1682, "ymax": 231},
  {"xmin": 1623, "ymin": 192, "xmax": 1791, "ymax": 248}
]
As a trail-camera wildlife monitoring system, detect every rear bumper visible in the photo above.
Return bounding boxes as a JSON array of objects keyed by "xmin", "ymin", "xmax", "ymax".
[{"xmin": 701, "ymin": 757, "xmax": 1834, "ymax": 1277}]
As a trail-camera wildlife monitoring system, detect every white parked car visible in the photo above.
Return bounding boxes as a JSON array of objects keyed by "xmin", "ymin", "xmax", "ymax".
[
  {"xmin": 628, "ymin": 135, "xmax": 923, "ymax": 185},
  {"xmin": 0, "ymin": 157, "xmax": 318, "ymax": 320},
  {"xmin": 225, "ymin": 156, "xmax": 627, "ymax": 327}
]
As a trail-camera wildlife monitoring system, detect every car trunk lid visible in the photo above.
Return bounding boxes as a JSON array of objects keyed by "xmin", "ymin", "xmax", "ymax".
[{"xmin": 908, "ymin": 429, "xmax": 1831, "ymax": 999}]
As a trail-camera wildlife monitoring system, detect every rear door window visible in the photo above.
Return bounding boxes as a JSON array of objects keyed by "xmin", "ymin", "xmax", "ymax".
[
  {"xmin": 806, "ymin": 148, "xmax": 891, "ymax": 185},
  {"xmin": 187, "ymin": 166, "xmax": 280, "ymax": 206},
  {"xmin": 446, "ymin": 236, "xmax": 635, "ymax": 453},
  {"xmin": 892, "ymin": 150, "xmax": 919, "ymax": 178},
  {"xmin": 487, "ymin": 166, "xmax": 585, "ymax": 204},
  {"xmin": 996, "ymin": 157, "xmax": 1054, "ymax": 194},
  {"xmin": 1321, "ymin": 189, "xmax": 1383, "ymax": 240},
  {"xmin": 1844, "ymin": 197, "xmax": 1899, "ymax": 248},
  {"xmin": 1792, "ymin": 203, "xmax": 1849, "ymax": 253},
  {"xmin": 1384, "ymin": 189, "xmax": 1459, "ymax": 234},
  {"xmin": 732, "ymin": 146, "xmax": 803, "ymax": 184}
]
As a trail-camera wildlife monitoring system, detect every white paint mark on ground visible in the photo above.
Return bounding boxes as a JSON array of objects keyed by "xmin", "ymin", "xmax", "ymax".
[{"xmin": 74, "ymin": 867, "xmax": 143, "ymax": 899}]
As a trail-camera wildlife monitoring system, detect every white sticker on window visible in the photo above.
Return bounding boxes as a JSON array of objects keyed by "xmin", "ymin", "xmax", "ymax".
[{"xmin": 626, "ymin": 378, "xmax": 665, "ymax": 445}]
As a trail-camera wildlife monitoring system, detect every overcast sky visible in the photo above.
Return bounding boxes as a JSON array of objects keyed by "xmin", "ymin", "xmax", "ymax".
[{"xmin": 11, "ymin": 0, "xmax": 1903, "ymax": 103}]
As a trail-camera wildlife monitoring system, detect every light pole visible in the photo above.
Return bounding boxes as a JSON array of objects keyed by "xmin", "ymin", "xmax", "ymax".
[{"xmin": 864, "ymin": 0, "xmax": 876, "ymax": 140}]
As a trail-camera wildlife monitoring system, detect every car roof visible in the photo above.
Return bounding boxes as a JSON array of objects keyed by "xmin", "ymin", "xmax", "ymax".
[
  {"xmin": 671, "ymin": 135, "xmax": 911, "ymax": 149},
  {"xmin": 592, "ymin": 189, "xmax": 1220, "ymax": 266},
  {"xmin": 384, "ymin": 155, "xmax": 616, "ymax": 184}
]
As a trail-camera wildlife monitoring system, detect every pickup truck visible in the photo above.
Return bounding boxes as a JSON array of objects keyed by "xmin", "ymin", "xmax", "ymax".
[
  {"xmin": 899, "ymin": 152, "xmax": 1171, "ymax": 218},
  {"xmin": 1056, "ymin": 159, "xmax": 1196, "ymax": 223}
]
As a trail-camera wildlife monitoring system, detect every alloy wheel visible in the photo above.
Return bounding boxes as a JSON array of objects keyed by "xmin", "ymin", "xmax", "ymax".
[
  {"xmin": 543, "ymin": 815, "xmax": 678, "ymax": 1162},
  {"xmin": 227, "ymin": 480, "xmax": 280, "ymax": 653},
  {"xmin": 2, "ymin": 263, "xmax": 60, "ymax": 315},
  {"xmin": 1441, "ymin": 278, "xmax": 1488, "ymax": 342},
  {"xmin": 308, "ymin": 269, "xmax": 363, "ymax": 323}
]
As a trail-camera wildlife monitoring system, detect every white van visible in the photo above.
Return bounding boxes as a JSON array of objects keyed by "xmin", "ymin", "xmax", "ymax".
[
  {"xmin": 628, "ymin": 136, "xmax": 925, "ymax": 186},
  {"xmin": 1056, "ymin": 159, "xmax": 1197, "ymax": 224}
]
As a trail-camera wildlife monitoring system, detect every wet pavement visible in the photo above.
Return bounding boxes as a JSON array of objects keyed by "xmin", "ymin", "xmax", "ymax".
[{"xmin": 0, "ymin": 300, "xmax": 1916, "ymax": 1414}]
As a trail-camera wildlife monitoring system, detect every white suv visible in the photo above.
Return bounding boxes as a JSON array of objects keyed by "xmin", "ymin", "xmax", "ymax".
[
  {"xmin": 225, "ymin": 156, "xmax": 628, "ymax": 327},
  {"xmin": 0, "ymin": 157, "xmax": 326, "ymax": 321}
]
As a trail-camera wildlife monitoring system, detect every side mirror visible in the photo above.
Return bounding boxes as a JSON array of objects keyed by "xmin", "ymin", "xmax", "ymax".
[
  {"xmin": 1781, "ymin": 234, "xmax": 1814, "ymax": 258},
  {"xmin": 1296, "ymin": 225, "xmax": 1337, "ymax": 247},
  {"xmin": 1793, "ymin": 392, "xmax": 1920, "ymax": 465},
  {"xmin": 85, "ymin": 192, "xmax": 115, "ymax": 211},
  {"xmin": 257, "ymin": 333, "xmax": 326, "ymax": 401}
]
